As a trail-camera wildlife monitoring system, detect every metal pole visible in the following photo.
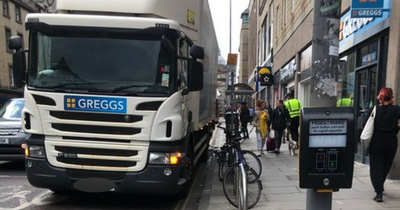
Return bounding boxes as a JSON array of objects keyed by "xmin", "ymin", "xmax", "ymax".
[
  {"xmin": 229, "ymin": 0, "xmax": 234, "ymax": 134},
  {"xmin": 306, "ymin": 190, "xmax": 332, "ymax": 210},
  {"xmin": 229, "ymin": 0, "xmax": 232, "ymax": 54},
  {"xmin": 239, "ymin": 163, "xmax": 248, "ymax": 210}
]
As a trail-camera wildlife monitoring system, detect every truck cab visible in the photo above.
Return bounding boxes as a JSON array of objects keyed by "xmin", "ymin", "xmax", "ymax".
[{"xmin": 9, "ymin": 0, "xmax": 217, "ymax": 195}]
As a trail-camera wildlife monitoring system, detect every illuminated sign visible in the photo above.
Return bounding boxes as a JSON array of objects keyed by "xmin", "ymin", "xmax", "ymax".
[
  {"xmin": 64, "ymin": 95, "xmax": 127, "ymax": 113},
  {"xmin": 351, "ymin": 0, "xmax": 384, "ymax": 18},
  {"xmin": 258, "ymin": 66, "xmax": 273, "ymax": 86}
]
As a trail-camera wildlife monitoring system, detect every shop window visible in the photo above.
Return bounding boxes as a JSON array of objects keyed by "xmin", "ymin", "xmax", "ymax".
[
  {"xmin": 357, "ymin": 40, "xmax": 378, "ymax": 67},
  {"xmin": 300, "ymin": 45, "xmax": 312, "ymax": 71},
  {"xmin": 15, "ymin": 5, "xmax": 21, "ymax": 23},
  {"xmin": 336, "ymin": 52, "xmax": 356, "ymax": 107},
  {"xmin": 3, "ymin": 0, "xmax": 10, "ymax": 18}
]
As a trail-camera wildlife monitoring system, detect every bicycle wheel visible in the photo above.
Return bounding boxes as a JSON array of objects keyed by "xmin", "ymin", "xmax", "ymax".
[
  {"xmin": 242, "ymin": 150, "xmax": 262, "ymax": 178},
  {"xmin": 218, "ymin": 151, "xmax": 229, "ymax": 181},
  {"xmin": 223, "ymin": 164, "xmax": 262, "ymax": 209}
]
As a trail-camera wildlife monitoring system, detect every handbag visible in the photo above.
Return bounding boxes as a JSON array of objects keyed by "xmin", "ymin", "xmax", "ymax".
[
  {"xmin": 360, "ymin": 106, "xmax": 376, "ymax": 149},
  {"xmin": 269, "ymin": 129, "xmax": 275, "ymax": 139}
]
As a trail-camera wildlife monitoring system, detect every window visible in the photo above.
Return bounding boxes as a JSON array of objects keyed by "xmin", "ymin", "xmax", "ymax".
[
  {"xmin": 5, "ymin": 28, "xmax": 12, "ymax": 53},
  {"xmin": 269, "ymin": 2, "xmax": 273, "ymax": 50},
  {"xmin": 15, "ymin": 5, "xmax": 21, "ymax": 23},
  {"xmin": 258, "ymin": 31, "xmax": 261, "ymax": 65},
  {"xmin": 178, "ymin": 38, "xmax": 189, "ymax": 88},
  {"xmin": 357, "ymin": 40, "xmax": 378, "ymax": 67},
  {"xmin": 300, "ymin": 45, "xmax": 312, "ymax": 71},
  {"xmin": 262, "ymin": 18, "xmax": 267, "ymax": 62},
  {"xmin": 337, "ymin": 52, "xmax": 356, "ymax": 106},
  {"xmin": 3, "ymin": 0, "xmax": 10, "ymax": 17},
  {"xmin": 9, "ymin": 66, "xmax": 14, "ymax": 87}
]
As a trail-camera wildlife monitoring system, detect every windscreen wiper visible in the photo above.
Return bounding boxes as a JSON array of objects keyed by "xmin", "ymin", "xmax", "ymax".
[
  {"xmin": 112, "ymin": 85, "xmax": 149, "ymax": 93},
  {"xmin": 48, "ymin": 82, "xmax": 107, "ymax": 89}
]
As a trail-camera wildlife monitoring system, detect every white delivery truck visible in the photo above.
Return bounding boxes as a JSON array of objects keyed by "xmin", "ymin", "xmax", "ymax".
[{"xmin": 8, "ymin": 0, "xmax": 218, "ymax": 195}]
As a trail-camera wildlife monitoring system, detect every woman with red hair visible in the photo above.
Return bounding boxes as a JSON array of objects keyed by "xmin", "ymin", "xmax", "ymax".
[{"xmin": 368, "ymin": 87, "xmax": 400, "ymax": 202}]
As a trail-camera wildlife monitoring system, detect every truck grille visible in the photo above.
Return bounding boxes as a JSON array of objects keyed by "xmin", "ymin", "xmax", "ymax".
[
  {"xmin": 0, "ymin": 128, "xmax": 19, "ymax": 135},
  {"xmin": 57, "ymin": 157, "xmax": 137, "ymax": 167},
  {"xmin": 55, "ymin": 146, "xmax": 138, "ymax": 156},
  {"xmin": 52, "ymin": 124, "xmax": 141, "ymax": 135},
  {"xmin": 46, "ymin": 137, "xmax": 149, "ymax": 172},
  {"xmin": 54, "ymin": 146, "xmax": 139, "ymax": 168}
]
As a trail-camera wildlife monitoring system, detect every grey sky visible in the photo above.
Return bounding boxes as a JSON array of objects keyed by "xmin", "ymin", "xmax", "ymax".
[{"xmin": 209, "ymin": 0, "xmax": 250, "ymax": 62}]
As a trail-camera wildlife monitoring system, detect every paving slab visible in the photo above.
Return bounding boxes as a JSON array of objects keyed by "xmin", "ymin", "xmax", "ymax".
[{"xmin": 199, "ymin": 121, "xmax": 400, "ymax": 210}]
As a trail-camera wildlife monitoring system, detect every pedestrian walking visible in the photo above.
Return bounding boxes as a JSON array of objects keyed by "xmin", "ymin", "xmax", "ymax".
[
  {"xmin": 271, "ymin": 100, "xmax": 290, "ymax": 154},
  {"xmin": 239, "ymin": 102, "xmax": 250, "ymax": 139},
  {"xmin": 284, "ymin": 93, "xmax": 302, "ymax": 155},
  {"xmin": 265, "ymin": 101, "xmax": 274, "ymax": 132},
  {"xmin": 367, "ymin": 87, "xmax": 400, "ymax": 202},
  {"xmin": 249, "ymin": 106, "xmax": 254, "ymax": 125},
  {"xmin": 253, "ymin": 100, "xmax": 269, "ymax": 156}
]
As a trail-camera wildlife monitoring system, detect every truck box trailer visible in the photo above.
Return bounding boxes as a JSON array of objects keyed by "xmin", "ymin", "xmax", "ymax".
[{"xmin": 9, "ymin": 0, "xmax": 218, "ymax": 195}]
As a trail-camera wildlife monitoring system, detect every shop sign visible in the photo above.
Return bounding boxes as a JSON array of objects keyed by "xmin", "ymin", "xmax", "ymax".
[
  {"xmin": 351, "ymin": 0, "xmax": 384, "ymax": 18},
  {"xmin": 339, "ymin": 0, "xmax": 391, "ymax": 54},
  {"xmin": 362, "ymin": 51, "xmax": 377, "ymax": 65},
  {"xmin": 258, "ymin": 66, "xmax": 273, "ymax": 86}
]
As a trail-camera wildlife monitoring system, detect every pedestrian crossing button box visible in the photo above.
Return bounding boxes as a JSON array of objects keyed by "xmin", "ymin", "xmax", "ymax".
[{"xmin": 299, "ymin": 107, "xmax": 354, "ymax": 190}]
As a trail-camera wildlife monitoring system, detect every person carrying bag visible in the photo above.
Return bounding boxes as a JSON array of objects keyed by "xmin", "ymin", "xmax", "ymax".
[
  {"xmin": 361, "ymin": 106, "xmax": 376, "ymax": 150},
  {"xmin": 362, "ymin": 88, "xmax": 400, "ymax": 203}
]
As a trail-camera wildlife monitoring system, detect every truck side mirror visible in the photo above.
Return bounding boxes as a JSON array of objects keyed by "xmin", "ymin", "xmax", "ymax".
[
  {"xmin": 9, "ymin": 36, "xmax": 26, "ymax": 88},
  {"xmin": 188, "ymin": 59, "xmax": 203, "ymax": 92},
  {"xmin": 9, "ymin": 36, "xmax": 23, "ymax": 50},
  {"xmin": 190, "ymin": 45, "xmax": 204, "ymax": 59}
]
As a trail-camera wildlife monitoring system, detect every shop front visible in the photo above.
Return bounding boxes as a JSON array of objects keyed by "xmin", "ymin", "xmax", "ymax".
[{"xmin": 338, "ymin": 1, "xmax": 391, "ymax": 164}]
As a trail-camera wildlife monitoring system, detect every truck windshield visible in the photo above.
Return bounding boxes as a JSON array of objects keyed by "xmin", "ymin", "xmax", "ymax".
[{"xmin": 28, "ymin": 31, "xmax": 175, "ymax": 95}]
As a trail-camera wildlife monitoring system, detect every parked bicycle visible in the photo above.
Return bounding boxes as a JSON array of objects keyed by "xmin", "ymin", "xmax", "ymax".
[{"xmin": 215, "ymin": 123, "xmax": 262, "ymax": 209}]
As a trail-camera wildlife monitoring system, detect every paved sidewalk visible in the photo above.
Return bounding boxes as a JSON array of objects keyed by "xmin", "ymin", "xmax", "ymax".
[{"xmin": 203, "ymin": 122, "xmax": 400, "ymax": 210}]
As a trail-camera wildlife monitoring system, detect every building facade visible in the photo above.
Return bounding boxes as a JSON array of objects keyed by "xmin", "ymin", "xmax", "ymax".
[
  {"xmin": 217, "ymin": 55, "xmax": 227, "ymax": 116},
  {"xmin": 238, "ymin": 9, "xmax": 249, "ymax": 84},
  {"xmin": 0, "ymin": 0, "xmax": 38, "ymax": 104},
  {"xmin": 247, "ymin": 0, "xmax": 400, "ymax": 178}
]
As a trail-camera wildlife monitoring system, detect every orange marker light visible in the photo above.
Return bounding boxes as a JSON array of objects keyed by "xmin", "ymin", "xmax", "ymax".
[
  {"xmin": 21, "ymin": 144, "xmax": 29, "ymax": 156},
  {"xmin": 170, "ymin": 156, "xmax": 179, "ymax": 165}
]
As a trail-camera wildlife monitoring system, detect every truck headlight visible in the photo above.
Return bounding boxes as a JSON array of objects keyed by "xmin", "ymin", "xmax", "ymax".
[
  {"xmin": 149, "ymin": 152, "xmax": 182, "ymax": 165},
  {"xmin": 22, "ymin": 144, "xmax": 46, "ymax": 158}
]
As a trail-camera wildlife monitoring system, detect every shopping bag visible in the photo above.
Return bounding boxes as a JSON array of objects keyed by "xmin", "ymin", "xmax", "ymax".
[
  {"xmin": 360, "ymin": 106, "xmax": 376, "ymax": 149},
  {"xmin": 266, "ymin": 138, "xmax": 275, "ymax": 152},
  {"xmin": 269, "ymin": 129, "xmax": 275, "ymax": 139}
]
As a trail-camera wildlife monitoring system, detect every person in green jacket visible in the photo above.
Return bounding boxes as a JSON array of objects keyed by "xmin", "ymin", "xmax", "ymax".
[{"xmin": 284, "ymin": 93, "xmax": 302, "ymax": 155}]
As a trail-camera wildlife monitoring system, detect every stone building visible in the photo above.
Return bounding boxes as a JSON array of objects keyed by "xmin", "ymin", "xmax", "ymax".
[
  {"xmin": 246, "ymin": 0, "xmax": 400, "ymax": 178},
  {"xmin": 0, "ymin": 0, "xmax": 37, "ymax": 104},
  {"xmin": 238, "ymin": 9, "xmax": 249, "ymax": 84}
]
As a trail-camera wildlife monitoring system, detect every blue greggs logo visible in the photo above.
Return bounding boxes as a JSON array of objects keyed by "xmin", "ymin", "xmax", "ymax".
[{"xmin": 64, "ymin": 96, "xmax": 127, "ymax": 113}]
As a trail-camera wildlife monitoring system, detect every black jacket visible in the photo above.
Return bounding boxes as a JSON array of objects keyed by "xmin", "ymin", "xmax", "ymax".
[
  {"xmin": 240, "ymin": 106, "xmax": 250, "ymax": 123},
  {"xmin": 271, "ymin": 107, "xmax": 290, "ymax": 131}
]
